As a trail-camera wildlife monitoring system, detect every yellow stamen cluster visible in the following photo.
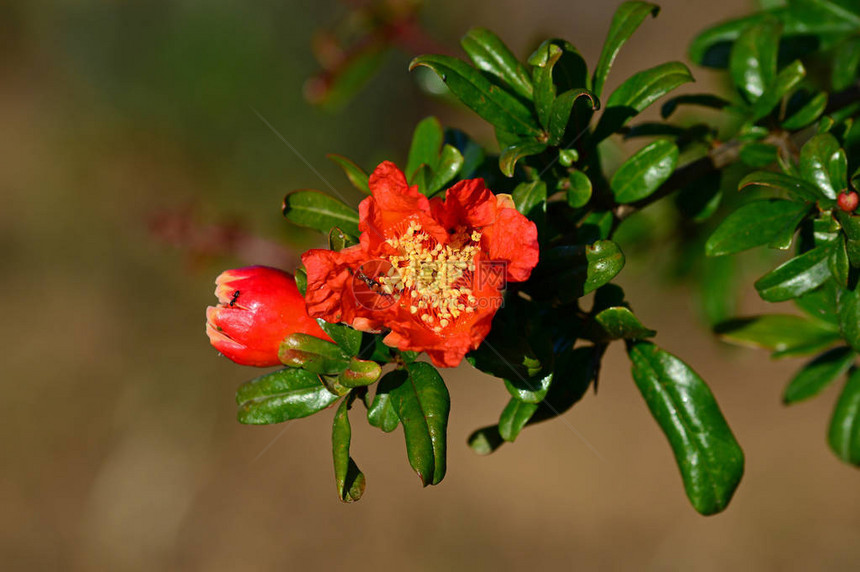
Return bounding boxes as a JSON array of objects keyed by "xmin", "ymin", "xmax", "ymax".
[{"xmin": 379, "ymin": 219, "xmax": 481, "ymax": 333}]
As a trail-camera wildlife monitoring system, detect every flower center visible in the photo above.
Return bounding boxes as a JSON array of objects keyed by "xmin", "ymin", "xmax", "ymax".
[{"xmin": 379, "ymin": 219, "xmax": 481, "ymax": 332}]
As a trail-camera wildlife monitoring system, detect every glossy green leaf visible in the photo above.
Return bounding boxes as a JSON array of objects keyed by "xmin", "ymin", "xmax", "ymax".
[
  {"xmin": 327, "ymin": 227, "xmax": 359, "ymax": 252},
  {"xmin": 529, "ymin": 40, "xmax": 589, "ymax": 128},
  {"xmin": 729, "ymin": 19, "xmax": 780, "ymax": 103},
  {"xmin": 282, "ymin": 190, "xmax": 359, "ymax": 237},
  {"xmin": 829, "ymin": 367, "xmax": 860, "ymax": 465},
  {"xmin": 715, "ymin": 314, "xmax": 840, "ymax": 353},
  {"xmin": 610, "ymin": 139, "xmax": 679, "ymax": 203},
  {"xmin": 839, "ymin": 288, "xmax": 860, "ymax": 352},
  {"xmin": 326, "ymin": 154, "xmax": 370, "ymax": 194},
  {"xmin": 367, "ymin": 370, "xmax": 403, "ymax": 433},
  {"xmin": 236, "ymin": 368, "xmax": 339, "ymax": 425},
  {"xmin": 567, "ymin": 169, "xmax": 593, "ymax": 208},
  {"xmin": 389, "ymin": 362, "xmax": 450, "ymax": 486},
  {"xmin": 294, "ymin": 267, "xmax": 307, "ymax": 297},
  {"xmin": 316, "ymin": 319, "xmax": 362, "ymax": 356},
  {"xmin": 512, "ymin": 180, "xmax": 547, "ymax": 221},
  {"xmin": 833, "ymin": 37, "xmax": 860, "ymax": 91},
  {"xmin": 739, "ymin": 142, "xmax": 779, "ymax": 168},
  {"xmin": 406, "ymin": 116, "xmax": 443, "ymax": 178},
  {"xmin": 332, "ymin": 397, "xmax": 366, "ymax": 502},
  {"xmin": 504, "ymin": 372, "xmax": 553, "ymax": 404},
  {"xmin": 498, "ymin": 398, "xmax": 539, "ymax": 442},
  {"xmin": 782, "ymin": 92, "xmax": 829, "ymax": 130},
  {"xmin": 278, "ymin": 333, "xmax": 352, "ymax": 375},
  {"xmin": 750, "ymin": 59, "xmax": 805, "ymax": 120},
  {"xmin": 461, "ymin": 27, "xmax": 533, "ymax": 99},
  {"xmin": 428, "ymin": 144, "xmax": 464, "ymax": 194},
  {"xmin": 410, "ymin": 55, "xmax": 540, "ymax": 136},
  {"xmin": 499, "ymin": 140, "xmax": 547, "ymax": 177},
  {"xmin": 548, "ymin": 88, "xmax": 599, "ymax": 144},
  {"xmin": 754, "ymin": 246, "xmax": 833, "ymax": 302},
  {"xmin": 784, "ymin": 346, "xmax": 854, "ymax": 404},
  {"xmin": 661, "ymin": 93, "xmax": 730, "ymax": 118},
  {"xmin": 795, "ymin": 284, "xmax": 840, "ymax": 325},
  {"xmin": 592, "ymin": 1, "xmax": 660, "ymax": 97},
  {"xmin": 705, "ymin": 199, "xmax": 809, "ymax": 256},
  {"xmin": 593, "ymin": 61, "xmax": 694, "ymax": 141},
  {"xmin": 738, "ymin": 171, "xmax": 823, "ymax": 202},
  {"xmin": 585, "ymin": 240, "xmax": 625, "ymax": 294},
  {"xmin": 467, "ymin": 425, "xmax": 505, "ymax": 455},
  {"xmin": 800, "ymin": 133, "xmax": 844, "ymax": 199},
  {"xmin": 593, "ymin": 307, "xmax": 656, "ymax": 341},
  {"xmin": 830, "ymin": 238, "xmax": 850, "ymax": 288},
  {"xmin": 628, "ymin": 342, "xmax": 744, "ymax": 516},
  {"xmin": 528, "ymin": 345, "xmax": 601, "ymax": 426},
  {"xmin": 337, "ymin": 357, "xmax": 382, "ymax": 388}
]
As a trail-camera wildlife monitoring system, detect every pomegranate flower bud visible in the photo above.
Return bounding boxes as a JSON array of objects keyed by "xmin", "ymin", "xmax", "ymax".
[{"xmin": 206, "ymin": 265, "xmax": 333, "ymax": 367}]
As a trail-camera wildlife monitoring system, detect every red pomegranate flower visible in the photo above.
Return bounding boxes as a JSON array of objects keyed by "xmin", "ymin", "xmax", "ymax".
[
  {"xmin": 206, "ymin": 266, "xmax": 333, "ymax": 367},
  {"xmin": 302, "ymin": 161, "xmax": 539, "ymax": 368}
]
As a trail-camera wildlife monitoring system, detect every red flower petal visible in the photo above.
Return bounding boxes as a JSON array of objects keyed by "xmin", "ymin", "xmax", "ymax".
[{"xmin": 482, "ymin": 201, "xmax": 539, "ymax": 283}]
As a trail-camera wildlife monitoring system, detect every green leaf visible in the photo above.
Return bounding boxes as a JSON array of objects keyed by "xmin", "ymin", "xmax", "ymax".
[
  {"xmin": 833, "ymin": 37, "xmax": 860, "ymax": 91},
  {"xmin": 367, "ymin": 370, "xmax": 402, "ymax": 433},
  {"xmin": 705, "ymin": 199, "xmax": 809, "ymax": 256},
  {"xmin": 715, "ymin": 314, "xmax": 840, "ymax": 353},
  {"xmin": 409, "ymin": 55, "xmax": 540, "ymax": 136},
  {"xmin": 467, "ymin": 425, "xmax": 505, "ymax": 455},
  {"xmin": 529, "ymin": 40, "xmax": 589, "ymax": 128},
  {"xmin": 236, "ymin": 368, "xmax": 339, "ymax": 425},
  {"xmin": 294, "ymin": 267, "xmax": 307, "ymax": 297},
  {"xmin": 504, "ymin": 372, "xmax": 553, "ymax": 404},
  {"xmin": 328, "ymin": 227, "xmax": 359, "ymax": 252},
  {"xmin": 661, "ymin": 93, "xmax": 730, "ymax": 118},
  {"xmin": 389, "ymin": 362, "xmax": 450, "ymax": 486},
  {"xmin": 829, "ymin": 367, "xmax": 860, "ymax": 465},
  {"xmin": 784, "ymin": 347, "xmax": 855, "ymax": 404},
  {"xmin": 782, "ymin": 91, "xmax": 829, "ymax": 130},
  {"xmin": 326, "ymin": 154, "xmax": 370, "ymax": 194},
  {"xmin": 593, "ymin": 307, "xmax": 656, "ymax": 341},
  {"xmin": 337, "ymin": 357, "xmax": 383, "ymax": 388},
  {"xmin": 610, "ymin": 139, "xmax": 679, "ymax": 204},
  {"xmin": 332, "ymin": 397, "xmax": 366, "ymax": 502},
  {"xmin": 499, "ymin": 140, "xmax": 547, "ymax": 177},
  {"xmin": 800, "ymin": 133, "xmax": 845, "ymax": 200},
  {"xmin": 428, "ymin": 144, "xmax": 464, "ymax": 194},
  {"xmin": 750, "ymin": 59, "xmax": 805, "ymax": 121},
  {"xmin": 528, "ymin": 345, "xmax": 601, "ymax": 426},
  {"xmin": 754, "ymin": 246, "xmax": 833, "ymax": 302},
  {"xmin": 567, "ymin": 169, "xmax": 593, "ymax": 208},
  {"xmin": 839, "ymin": 288, "xmax": 860, "ymax": 352},
  {"xmin": 406, "ymin": 117, "xmax": 443, "ymax": 178},
  {"xmin": 282, "ymin": 190, "xmax": 359, "ymax": 237},
  {"xmin": 512, "ymin": 180, "xmax": 547, "ymax": 221},
  {"xmin": 738, "ymin": 171, "xmax": 823, "ymax": 202},
  {"xmin": 461, "ymin": 27, "xmax": 533, "ymax": 99},
  {"xmin": 739, "ymin": 142, "xmax": 779, "ymax": 168},
  {"xmin": 498, "ymin": 398, "xmax": 539, "ymax": 442},
  {"xmin": 796, "ymin": 284, "xmax": 840, "ymax": 325},
  {"xmin": 830, "ymin": 238, "xmax": 850, "ymax": 288},
  {"xmin": 278, "ymin": 333, "xmax": 352, "ymax": 375},
  {"xmin": 593, "ymin": 62, "xmax": 694, "ymax": 141},
  {"xmin": 548, "ymin": 88, "xmax": 599, "ymax": 145},
  {"xmin": 729, "ymin": 19, "xmax": 780, "ymax": 103},
  {"xmin": 628, "ymin": 342, "xmax": 744, "ymax": 515},
  {"xmin": 585, "ymin": 240, "xmax": 625, "ymax": 294},
  {"xmin": 592, "ymin": 1, "xmax": 660, "ymax": 98},
  {"xmin": 316, "ymin": 319, "xmax": 362, "ymax": 356}
]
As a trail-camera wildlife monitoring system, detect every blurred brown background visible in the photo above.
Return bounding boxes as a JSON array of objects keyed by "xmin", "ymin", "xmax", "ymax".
[{"xmin": 3, "ymin": 0, "xmax": 859, "ymax": 570}]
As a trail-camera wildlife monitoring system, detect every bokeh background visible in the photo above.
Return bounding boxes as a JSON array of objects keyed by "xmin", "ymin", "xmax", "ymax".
[{"xmin": 3, "ymin": 0, "xmax": 859, "ymax": 570}]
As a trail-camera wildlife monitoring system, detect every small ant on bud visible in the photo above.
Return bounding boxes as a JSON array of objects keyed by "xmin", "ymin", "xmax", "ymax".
[{"xmin": 229, "ymin": 290, "xmax": 241, "ymax": 307}]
